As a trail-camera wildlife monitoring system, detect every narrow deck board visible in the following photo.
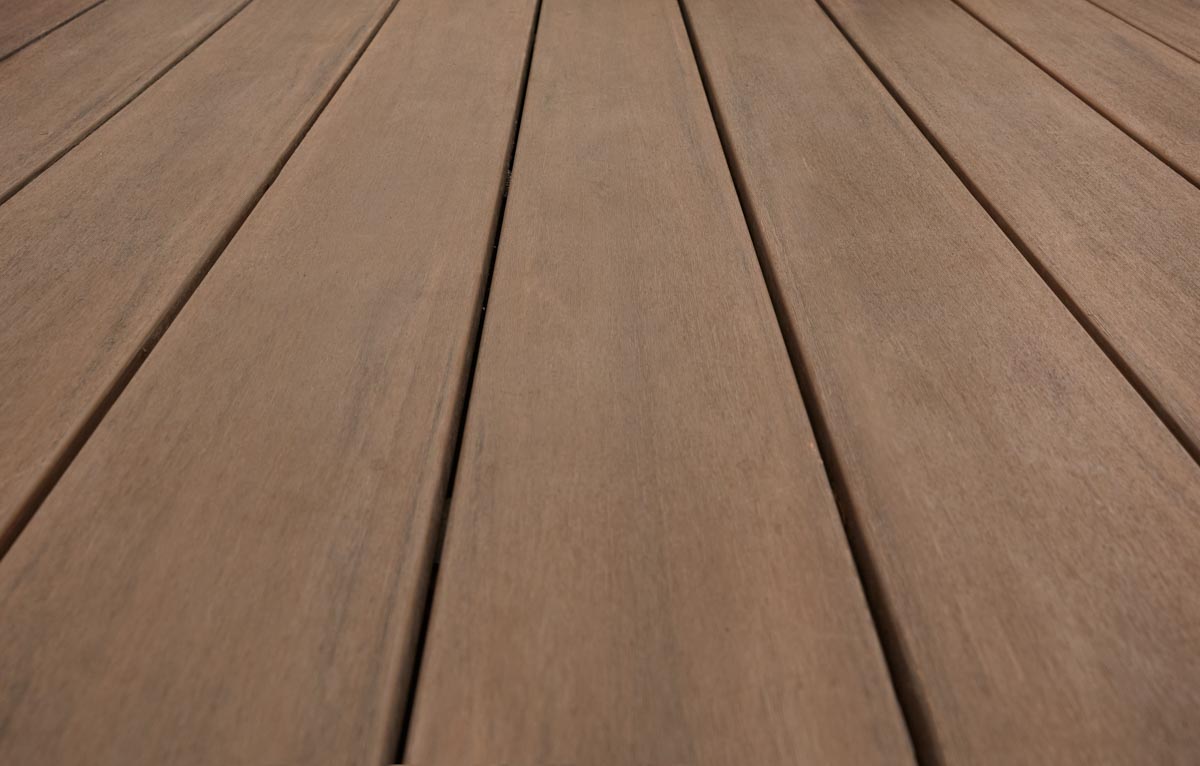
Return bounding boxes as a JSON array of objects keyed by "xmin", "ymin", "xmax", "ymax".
[
  {"xmin": 821, "ymin": 0, "xmax": 1200, "ymax": 461},
  {"xmin": 0, "ymin": 0, "xmax": 396, "ymax": 547},
  {"xmin": 0, "ymin": 0, "xmax": 102, "ymax": 59},
  {"xmin": 0, "ymin": 0, "xmax": 536, "ymax": 762},
  {"xmin": 405, "ymin": 0, "xmax": 914, "ymax": 762},
  {"xmin": 677, "ymin": 0, "xmax": 1200, "ymax": 761},
  {"xmin": 0, "ymin": 0, "xmax": 249, "ymax": 202},
  {"xmin": 954, "ymin": 0, "xmax": 1200, "ymax": 184},
  {"xmin": 691, "ymin": 0, "xmax": 1200, "ymax": 763},
  {"xmin": 1089, "ymin": 0, "xmax": 1200, "ymax": 61}
]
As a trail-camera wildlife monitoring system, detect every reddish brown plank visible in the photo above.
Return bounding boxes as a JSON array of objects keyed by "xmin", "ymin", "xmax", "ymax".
[
  {"xmin": 0, "ymin": 0, "xmax": 250, "ymax": 202},
  {"xmin": 0, "ymin": 0, "xmax": 397, "ymax": 548},
  {"xmin": 680, "ymin": 0, "xmax": 1200, "ymax": 761},
  {"xmin": 1089, "ymin": 0, "xmax": 1200, "ymax": 62},
  {"xmin": 0, "ymin": 0, "xmax": 537, "ymax": 762},
  {"xmin": 953, "ymin": 0, "xmax": 1200, "ymax": 185},
  {"xmin": 0, "ymin": 0, "xmax": 102, "ymax": 59},
  {"xmin": 405, "ymin": 0, "xmax": 915, "ymax": 762},
  {"xmin": 819, "ymin": 0, "xmax": 1200, "ymax": 463}
]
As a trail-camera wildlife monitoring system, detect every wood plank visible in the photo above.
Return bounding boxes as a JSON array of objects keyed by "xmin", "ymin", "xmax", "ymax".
[
  {"xmin": 0, "ymin": 0, "xmax": 397, "ymax": 548},
  {"xmin": 1089, "ymin": 0, "xmax": 1200, "ymax": 62},
  {"xmin": 0, "ymin": 0, "xmax": 250, "ymax": 203},
  {"xmin": 820, "ymin": 0, "xmax": 1200, "ymax": 462},
  {"xmin": 0, "ymin": 0, "xmax": 102, "ymax": 59},
  {"xmin": 685, "ymin": 0, "xmax": 1200, "ymax": 761},
  {"xmin": 405, "ymin": 0, "xmax": 915, "ymax": 762},
  {"xmin": 953, "ymin": 0, "xmax": 1200, "ymax": 185},
  {"xmin": 0, "ymin": 0, "xmax": 537, "ymax": 762}
]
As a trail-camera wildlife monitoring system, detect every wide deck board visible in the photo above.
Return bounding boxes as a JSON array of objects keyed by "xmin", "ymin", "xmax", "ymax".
[
  {"xmin": 0, "ymin": 0, "xmax": 536, "ymax": 762},
  {"xmin": 0, "ymin": 0, "xmax": 250, "ymax": 202},
  {"xmin": 820, "ymin": 0, "xmax": 1200, "ymax": 461},
  {"xmin": 404, "ymin": 0, "xmax": 914, "ymax": 762},
  {"xmin": 954, "ymin": 0, "xmax": 1200, "ymax": 185},
  {"xmin": 0, "ymin": 0, "xmax": 101, "ymax": 59},
  {"xmin": 1089, "ymin": 0, "xmax": 1200, "ymax": 61},
  {"xmin": 684, "ymin": 0, "xmax": 1200, "ymax": 761},
  {"xmin": 0, "ymin": 0, "xmax": 396, "ymax": 548}
]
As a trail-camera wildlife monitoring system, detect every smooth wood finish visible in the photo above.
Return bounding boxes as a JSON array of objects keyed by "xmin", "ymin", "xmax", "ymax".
[
  {"xmin": 0, "ymin": 0, "xmax": 249, "ymax": 202},
  {"xmin": 0, "ymin": 0, "xmax": 101, "ymax": 59},
  {"xmin": 687, "ymin": 0, "xmax": 1200, "ymax": 761},
  {"xmin": 0, "ymin": 0, "xmax": 537, "ymax": 762},
  {"xmin": 1089, "ymin": 0, "xmax": 1200, "ymax": 62},
  {"xmin": 953, "ymin": 0, "xmax": 1200, "ymax": 185},
  {"xmin": 822, "ymin": 0, "xmax": 1200, "ymax": 460},
  {"xmin": 0, "ymin": 0, "xmax": 396, "ymax": 547},
  {"xmin": 405, "ymin": 0, "xmax": 914, "ymax": 762}
]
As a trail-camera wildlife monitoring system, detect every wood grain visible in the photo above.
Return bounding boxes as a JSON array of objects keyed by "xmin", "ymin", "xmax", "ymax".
[
  {"xmin": 685, "ymin": 0, "xmax": 1200, "ymax": 761},
  {"xmin": 0, "ymin": 0, "xmax": 249, "ymax": 202},
  {"xmin": 822, "ymin": 0, "xmax": 1200, "ymax": 461},
  {"xmin": 0, "ymin": 0, "xmax": 537, "ymax": 762},
  {"xmin": 1089, "ymin": 0, "xmax": 1200, "ymax": 62},
  {"xmin": 953, "ymin": 0, "xmax": 1200, "ymax": 185},
  {"xmin": 0, "ymin": 0, "xmax": 102, "ymax": 59},
  {"xmin": 0, "ymin": 0, "xmax": 396, "ymax": 548},
  {"xmin": 404, "ymin": 0, "xmax": 915, "ymax": 762}
]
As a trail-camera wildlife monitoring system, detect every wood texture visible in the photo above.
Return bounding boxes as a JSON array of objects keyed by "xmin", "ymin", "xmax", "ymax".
[
  {"xmin": 405, "ymin": 0, "xmax": 914, "ymax": 762},
  {"xmin": 0, "ymin": 0, "xmax": 396, "ymax": 548},
  {"xmin": 1089, "ymin": 0, "xmax": 1200, "ymax": 62},
  {"xmin": 822, "ymin": 0, "xmax": 1200, "ymax": 460},
  {"xmin": 953, "ymin": 0, "xmax": 1200, "ymax": 184},
  {"xmin": 0, "ymin": 0, "xmax": 537, "ymax": 762},
  {"xmin": 0, "ymin": 0, "xmax": 249, "ymax": 202},
  {"xmin": 684, "ymin": 0, "xmax": 1200, "ymax": 761},
  {"xmin": 0, "ymin": 0, "xmax": 101, "ymax": 59}
]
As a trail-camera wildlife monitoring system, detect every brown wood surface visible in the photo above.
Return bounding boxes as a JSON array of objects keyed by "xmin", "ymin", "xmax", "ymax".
[
  {"xmin": 0, "ymin": 0, "xmax": 250, "ymax": 202},
  {"xmin": 0, "ymin": 0, "xmax": 396, "ymax": 549},
  {"xmin": 684, "ymin": 0, "xmax": 1200, "ymax": 762},
  {"xmin": 0, "ymin": 0, "xmax": 102, "ymax": 59},
  {"xmin": 0, "ymin": 0, "xmax": 537, "ymax": 762},
  {"xmin": 822, "ymin": 0, "xmax": 1200, "ymax": 461},
  {"xmin": 1089, "ymin": 0, "xmax": 1200, "ymax": 62},
  {"xmin": 404, "ymin": 0, "xmax": 914, "ymax": 762},
  {"xmin": 953, "ymin": 0, "xmax": 1200, "ymax": 185}
]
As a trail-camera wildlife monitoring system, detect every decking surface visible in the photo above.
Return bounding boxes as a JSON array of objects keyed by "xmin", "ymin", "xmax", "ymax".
[{"xmin": 1, "ymin": 0, "xmax": 1199, "ymax": 763}]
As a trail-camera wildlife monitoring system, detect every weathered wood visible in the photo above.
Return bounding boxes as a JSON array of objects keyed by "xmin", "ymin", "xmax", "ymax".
[
  {"xmin": 0, "ymin": 0, "xmax": 395, "ymax": 547},
  {"xmin": 954, "ymin": 0, "xmax": 1200, "ymax": 184},
  {"xmin": 0, "ymin": 0, "xmax": 102, "ymax": 59},
  {"xmin": 405, "ymin": 0, "xmax": 914, "ymax": 762},
  {"xmin": 0, "ymin": 0, "xmax": 249, "ymax": 202},
  {"xmin": 0, "ymin": 0, "xmax": 537, "ymax": 763},
  {"xmin": 678, "ymin": 0, "xmax": 1200, "ymax": 760},
  {"xmin": 1089, "ymin": 0, "xmax": 1200, "ymax": 62}
]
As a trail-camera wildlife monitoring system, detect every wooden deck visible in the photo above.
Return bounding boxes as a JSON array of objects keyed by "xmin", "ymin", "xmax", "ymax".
[{"xmin": 1, "ymin": 0, "xmax": 1199, "ymax": 763}]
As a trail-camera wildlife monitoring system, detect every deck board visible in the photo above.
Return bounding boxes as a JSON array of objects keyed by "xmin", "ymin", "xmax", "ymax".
[
  {"xmin": 821, "ymin": 0, "xmax": 1200, "ymax": 462},
  {"xmin": 734, "ymin": 0, "xmax": 1200, "ymax": 761},
  {"xmin": 0, "ymin": 0, "xmax": 536, "ymax": 762},
  {"xmin": 1089, "ymin": 0, "xmax": 1200, "ymax": 62},
  {"xmin": 404, "ymin": 0, "xmax": 913, "ymax": 761},
  {"xmin": 0, "ymin": 0, "xmax": 102, "ymax": 59},
  {"xmin": 0, "ymin": 0, "xmax": 250, "ymax": 203},
  {"xmin": 0, "ymin": 0, "xmax": 396, "ymax": 549},
  {"xmin": 953, "ymin": 0, "xmax": 1200, "ymax": 185}
]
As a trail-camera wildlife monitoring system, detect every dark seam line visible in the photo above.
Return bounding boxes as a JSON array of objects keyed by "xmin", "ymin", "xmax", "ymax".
[
  {"xmin": 0, "ymin": 0, "xmax": 259, "ymax": 208},
  {"xmin": 1081, "ymin": 0, "xmax": 1200, "ymax": 67},
  {"xmin": 676, "ymin": 0, "xmax": 938, "ymax": 763},
  {"xmin": 815, "ymin": 0, "xmax": 1200, "ymax": 471},
  {"xmin": 392, "ymin": 0, "xmax": 543, "ymax": 761},
  {"xmin": 0, "ymin": 0, "xmax": 109, "ymax": 64},
  {"xmin": 0, "ymin": 0, "xmax": 409, "ymax": 560},
  {"xmin": 946, "ymin": 0, "xmax": 1200, "ymax": 191}
]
